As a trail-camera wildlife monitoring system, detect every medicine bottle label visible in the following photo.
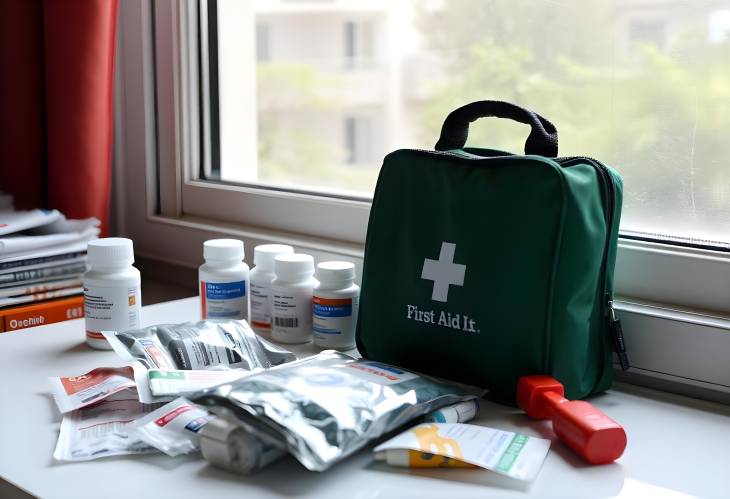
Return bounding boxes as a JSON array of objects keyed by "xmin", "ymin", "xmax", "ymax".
[
  {"xmin": 200, "ymin": 280, "xmax": 247, "ymax": 320},
  {"xmin": 250, "ymin": 281, "xmax": 272, "ymax": 329},
  {"xmin": 313, "ymin": 295, "xmax": 358, "ymax": 347},
  {"xmin": 272, "ymin": 289, "xmax": 312, "ymax": 339},
  {"xmin": 84, "ymin": 283, "xmax": 141, "ymax": 341}
]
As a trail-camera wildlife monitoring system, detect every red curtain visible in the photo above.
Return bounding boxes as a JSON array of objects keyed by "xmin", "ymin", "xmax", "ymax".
[{"xmin": 0, "ymin": 0, "xmax": 118, "ymax": 235}]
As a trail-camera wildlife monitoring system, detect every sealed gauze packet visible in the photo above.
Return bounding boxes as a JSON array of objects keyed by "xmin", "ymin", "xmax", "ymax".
[
  {"xmin": 103, "ymin": 320, "xmax": 296, "ymax": 371},
  {"xmin": 191, "ymin": 350, "xmax": 485, "ymax": 472}
]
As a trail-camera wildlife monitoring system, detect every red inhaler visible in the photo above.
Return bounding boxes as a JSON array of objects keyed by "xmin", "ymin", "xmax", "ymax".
[{"xmin": 517, "ymin": 375, "xmax": 627, "ymax": 465}]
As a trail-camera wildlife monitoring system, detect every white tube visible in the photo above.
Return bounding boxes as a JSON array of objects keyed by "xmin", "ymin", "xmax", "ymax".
[{"xmin": 423, "ymin": 399, "xmax": 480, "ymax": 424}]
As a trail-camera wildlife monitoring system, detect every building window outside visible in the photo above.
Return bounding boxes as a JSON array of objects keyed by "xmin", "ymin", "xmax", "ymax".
[
  {"xmin": 256, "ymin": 23, "xmax": 270, "ymax": 61},
  {"xmin": 345, "ymin": 115, "xmax": 373, "ymax": 165}
]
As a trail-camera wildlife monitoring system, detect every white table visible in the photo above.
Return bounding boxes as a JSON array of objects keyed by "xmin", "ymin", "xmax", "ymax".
[{"xmin": 1, "ymin": 297, "xmax": 728, "ymax": 498}]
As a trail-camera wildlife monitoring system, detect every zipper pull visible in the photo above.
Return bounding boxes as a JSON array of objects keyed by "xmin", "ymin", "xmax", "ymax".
[{"xmin": 608, "ymin": 300, "xmax": 630, "ymax": 371}]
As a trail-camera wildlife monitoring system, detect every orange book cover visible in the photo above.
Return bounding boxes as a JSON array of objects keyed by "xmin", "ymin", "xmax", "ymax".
[{"xmin": 0, "ymin": 295, "xmax": 84, "ymax": 332}]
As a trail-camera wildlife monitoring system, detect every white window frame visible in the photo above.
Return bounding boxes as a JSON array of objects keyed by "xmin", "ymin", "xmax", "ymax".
[{"xmin": 115, "ymin": 0, "xmax": 730, "ymax": 402}]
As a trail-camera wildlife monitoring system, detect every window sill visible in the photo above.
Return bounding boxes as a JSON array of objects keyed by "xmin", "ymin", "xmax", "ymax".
[{"xmin": 126, "ymin": 214, "xmax": 730, "ymax": 405}]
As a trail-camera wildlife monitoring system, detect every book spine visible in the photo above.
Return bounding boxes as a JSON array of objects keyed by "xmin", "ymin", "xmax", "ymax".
[
  {"xmin": 0, "ymin": 262, "xmax": 87, "ymax": 285},
  {"xmin": 0, "ymin": 287, "xmax": 83, "ymax": 307},
  {"xmin": 0, "ymin": 295, "xmax": 84, "ymax": 332},
  {"xmin": 0, "ymin": 251, "xmax": 85, "ymax": 271},
  {"xmin": 0, "ymin": 278, "xmax": 83, "ymax": 298}
]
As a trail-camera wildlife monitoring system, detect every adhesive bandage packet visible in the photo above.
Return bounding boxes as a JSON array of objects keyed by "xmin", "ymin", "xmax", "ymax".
[
  {"xmin": 49, "ymin": 366, "xmax": 137, "ymax": 413},
  {"xmin": 103, "ymin": 320, "xmax": 296, "ymax": 371},
  {"xmin": 373, "ymin": 423, "xmax": 551, "ymax": 481},
  {"xmin": 53, "ymin": 393, "xmax": 161, "ymax": 462},
  {"xmin": 191, "ymin": 350, "xmax": 485, "ymax": 472},
  {"xmin": 128, "ymin": 398, "xmax": 216, "ymax": 456}
]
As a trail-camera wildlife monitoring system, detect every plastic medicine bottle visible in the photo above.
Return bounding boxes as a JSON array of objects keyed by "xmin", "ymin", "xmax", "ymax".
[
  {"xmin": 271, "ymin": 253, "xmax": 318, "ymax": 344},
  {"xmin": 249, "ymin": 244, "xmax": 294, "ymax": 334},
  {"xmin": 84, "ymin": 238, "xmax": 142, "ymax": 350},
  {"xmin": 199, "ymin": 239, "xmax": 250, "ymax": 321},
  {"xmin": 313, "ymin": 261, "xmax": 359, "ymax": 350}
]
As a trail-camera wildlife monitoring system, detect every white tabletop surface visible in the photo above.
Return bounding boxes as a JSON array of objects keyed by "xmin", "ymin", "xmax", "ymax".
[{"xmin": 1, "ymin": 297, "xmax": 729, "ymax": 498}]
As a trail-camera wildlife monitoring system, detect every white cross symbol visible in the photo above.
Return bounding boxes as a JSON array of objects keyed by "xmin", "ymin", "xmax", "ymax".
[{"xmin": 421, "ymin": 242, "xmax": 466, "ymax": 302}]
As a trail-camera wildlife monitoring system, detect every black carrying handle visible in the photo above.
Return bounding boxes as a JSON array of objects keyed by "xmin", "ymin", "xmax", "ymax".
[{"xmin": 434, "ymin": 100, "xmax": 559, "ymax": 157}]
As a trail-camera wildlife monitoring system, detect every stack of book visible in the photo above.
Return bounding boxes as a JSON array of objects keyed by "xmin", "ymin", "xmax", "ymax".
[{"xmin": 0, "ymin": 208, "xmax": 99, "ymax": 332}]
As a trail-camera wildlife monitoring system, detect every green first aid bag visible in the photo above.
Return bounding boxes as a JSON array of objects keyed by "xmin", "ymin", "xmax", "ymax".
[{"xmin": 356, "ymin": 100, "xmax": 629, "ymax": 404}]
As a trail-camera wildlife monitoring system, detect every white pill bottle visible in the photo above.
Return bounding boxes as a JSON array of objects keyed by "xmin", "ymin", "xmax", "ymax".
[
  {"xmin": 199, "ymin": 239, "xmax": 250, "ymax": 321},
  {"xmin": 271, "ymin": 253, "xmax": 318, "ymax": 344},
  {"xmin": 84, "ymin": 238, "xmax": 142, "ymax": 350},
  {"xmin": 249, "ymin": 244, "xmax": 294, "ymax": 334},
  {"xmin": 313, "ymin": 261, "xmax": 359, "ymax": 350}
]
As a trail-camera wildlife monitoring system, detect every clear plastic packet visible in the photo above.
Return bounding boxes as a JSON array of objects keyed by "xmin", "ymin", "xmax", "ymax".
[
  {"xmin": 128, "ymin": 398, "xmax": 216, "ymax": 456},
  {"xmin": 103, "ymin": 320, "xmax": 295, "ymax": 371},
  {"xmin": 53, "ymin": 392, "xmax": 161, "ymax": 462},
  {"xmin": 49, "ymin": 366, "xmax": 137, "ymax": 413},
  {"xmin": 191, "ymin": 351, "xmax": 485, "ymax": 472}
]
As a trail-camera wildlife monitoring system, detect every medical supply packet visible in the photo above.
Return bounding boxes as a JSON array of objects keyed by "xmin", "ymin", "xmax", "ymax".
[
  {"xmin": 191, "ymin": 350, "xmax": 485, "ymax": 471},
  {"xmin": 373, "ymin": 423, "xmax": 550, "ymax": 481},
  {"xmin": 49, "ymin": 366, "xmax": 137, "ymax": 413},
  {"xmin": 103, "ymin": 320, "xmax": 295, "ymax": 371},
  {"xmin": 148, "ymin": 368, "xmax": 254, "ymax": 398},
  {"xmin": 53, "ymin": 392, "xmax": 161, "ymax": 461},
  {"xmin": 199, "ymin": 414, "xmax": 287, "ymax": 474},
  {"xmin": 128, "ymin": 397, "xmax": 215, "ymax": 456}
]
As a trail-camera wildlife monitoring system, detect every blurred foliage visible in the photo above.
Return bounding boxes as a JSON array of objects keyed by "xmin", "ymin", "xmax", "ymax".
[
  {"xmin": 414, "ymin": 0, "xmax": 730, "ymax": 238},
  {"xmin": 254, "ymin": 1, "xmax": 730, "ymax": 238}
]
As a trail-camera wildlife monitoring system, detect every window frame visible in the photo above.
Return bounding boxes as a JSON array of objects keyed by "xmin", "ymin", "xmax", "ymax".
[{"xmin": 117, "ymin": 0, "xmax": 730, "ymax": 402}]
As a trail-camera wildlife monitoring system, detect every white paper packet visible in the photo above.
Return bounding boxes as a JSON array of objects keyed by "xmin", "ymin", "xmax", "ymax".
[
  {"xmin": 373, "ymin": 423, "xmax": 550, "ymax": 481},
  {"xmin": 131, "ymin": 361, "xmax": 174, "ymax": 404},
  {"xmin": 128, "ymin": 398, "xmax": 215, "ymax": 456},
  {"xmin": 49, "ymin": 366, "xmax": 137, "ymax": 413},
  {"xmin": 53, "ymin": 393, "xmax": 161, "ymax": 462},
  {"xmin": 148, "ymin": 368, "xmax": 256, "ymax": 398}
]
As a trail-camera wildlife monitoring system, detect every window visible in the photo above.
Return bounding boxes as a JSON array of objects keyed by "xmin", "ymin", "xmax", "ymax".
[
  {"xmin": 117, "ymin": 0, "xmax": 730, "ymax": 402},
  {"xmin": 192, "ymin": 0, "xmax": 730, "ymax": 247},
  {"xmin": 628, "ymin": 18, "xmax": 667, "ymax": 51}
]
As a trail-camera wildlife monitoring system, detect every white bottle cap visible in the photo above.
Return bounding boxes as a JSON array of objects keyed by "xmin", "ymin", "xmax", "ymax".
[
  {"xmin": 87, "ymin": 238, "xmax": 135, "ymax": 268},
  {"xmin": 254, "ymin": 244, "xmax": 294, "ymax": 270},
  {"xmin": 274, "ymin": 253, "xmax": 314, "ymax": 280},
  {"xmin": 204, "ymin": 239, "xmax": 244, "ymax": 262},
  {"xmin": 316, "ymin": 261, "xmax": 356, "ymax": 284}
]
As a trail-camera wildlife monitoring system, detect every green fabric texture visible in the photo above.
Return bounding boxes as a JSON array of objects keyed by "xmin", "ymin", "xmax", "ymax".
[{"xmin": 356, "ymin": 147, "xmax": 623, "ymax": 404}]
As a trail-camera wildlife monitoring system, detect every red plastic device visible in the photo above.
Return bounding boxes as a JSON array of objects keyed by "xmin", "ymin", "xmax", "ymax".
[{"xmin": 517, "ymin": 375, "xmax": 627, "ymax": 464}]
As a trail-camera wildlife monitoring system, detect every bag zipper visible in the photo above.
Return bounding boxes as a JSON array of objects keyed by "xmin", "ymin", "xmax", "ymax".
[
  {"xmin": 396, "ymin": 148, "xmax": 631, "ymax": 370},
  {"xmin": 557, "ymin": 156, "xmax": 630, "ymax": 371}
]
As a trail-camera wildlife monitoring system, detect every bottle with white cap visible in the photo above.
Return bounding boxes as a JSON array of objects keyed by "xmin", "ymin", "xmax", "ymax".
[
  {"xmin": 313, "ymin": 261, "xmax": 359, "ymax": 350},
  {"xmin": 249, "ymin": 244, "xmax": 294, "ymax": 334},
  {"xmin": 271, "ymin": 253, "xmax": 318, "ymax": 344},
  {"xmin": 83, "ymin": 238, "xmax": 142, "ymax": 350},
  {"xmin": 199, "ymin": 239, "xmax": 250, "ymax": 321}
]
